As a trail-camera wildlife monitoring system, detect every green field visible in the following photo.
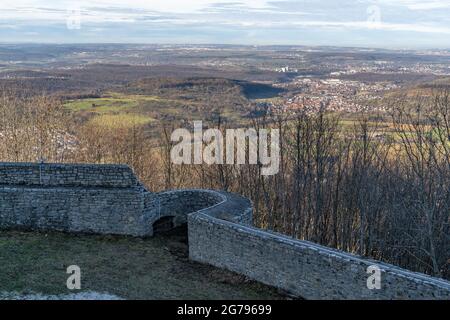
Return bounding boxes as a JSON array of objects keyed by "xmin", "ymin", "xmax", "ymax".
[
  {"xmin": 64, "ymin": 93, "xmax": 170, "ymax": 113},
  {"xmin": 88, "ymin": 114, "xmax": 155, "ymax": 128}
]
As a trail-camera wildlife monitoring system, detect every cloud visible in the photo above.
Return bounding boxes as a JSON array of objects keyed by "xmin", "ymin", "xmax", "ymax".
[
  {"xmin": 289, "ymin": 20, "xmax": 450, "ymax": 34},
  {"xmin": 0, "ymin": 0, "xmax": 449, "ymax": 47},
  {"xmin": 375, "ymin": 0, "xmax": 450, "ymax": 10},
  {"xmin": 0, "ymin": 0, "xmax": 281, "ymax": 15}
]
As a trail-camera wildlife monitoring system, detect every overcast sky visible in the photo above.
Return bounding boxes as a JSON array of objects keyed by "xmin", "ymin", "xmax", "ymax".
[{"xmin": 1, "ymin": 0, "xmax": 449, "ymax": 48}]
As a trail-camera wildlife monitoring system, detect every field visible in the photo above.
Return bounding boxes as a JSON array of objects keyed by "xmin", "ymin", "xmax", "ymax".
[
  {"xmin": 65, "ymin": 94, "xmax": 165, "ymax": 113},
  {"xmin": 0, "ymin": 229, "xmax": 284, "ymax": 300},
  {"xmin": 63, "ymin": 83, "xmax": 254, "ymax": 133}
]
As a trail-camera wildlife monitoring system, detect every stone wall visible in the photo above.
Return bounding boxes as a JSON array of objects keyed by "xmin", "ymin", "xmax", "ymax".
[
  {"xmin": 186, "ymin": 190, "xmax": 450, "ymax": 300},
  {"xmin": 0, "ymin": 162, "xmax": 150, "ymax": 236},
  {"xmin": 148, "ymin": 190, "xmax": 226, "ymax": 229},
  {"xmin": 0, "ymin": 186, "xmax": 149, "ymax": 236},
  {"xmin": 0, "ymin": 163, "xmax": 138, "ymax": 188},
  {"xmin": 141, "ymin": 189, "xmax": 252, "ymax": 236}
]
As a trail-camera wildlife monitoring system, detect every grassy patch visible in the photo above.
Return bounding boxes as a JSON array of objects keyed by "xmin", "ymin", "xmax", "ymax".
[
  {"xmin": 88, "ymin": 114, "xmax": 155, "ymax": 129},
  {"xmin": 0, "ymin": 230, "xmax": 284, "ymax": 300},
  {"xmin": 65, "ymin": 98, "xmax": 138, "ymax": 113},
  {"xmin": 64, "ymin": 93, "xmax": 167, "ymax": 114}
]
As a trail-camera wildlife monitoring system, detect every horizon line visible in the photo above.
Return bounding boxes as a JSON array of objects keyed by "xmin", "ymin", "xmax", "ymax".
[{"xmin": 0, "ymin": 42, "xmax": 449, "ymax": 52}]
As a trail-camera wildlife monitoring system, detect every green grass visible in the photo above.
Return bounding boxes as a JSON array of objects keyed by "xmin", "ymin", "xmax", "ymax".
[
  {"xmin": 64, "ymin": 93, "xmax": 169, "ymax": 114},
  {"xmin": 0, "ymin": 230, "xmax": 283, "ymax": 300},
  {"xmin": 88, "ymin": 114, "xmax": 155, "ymax": 129},
  {"xmin": 65, "ymin": 98, "xmax": 138, "ymax": 113}
]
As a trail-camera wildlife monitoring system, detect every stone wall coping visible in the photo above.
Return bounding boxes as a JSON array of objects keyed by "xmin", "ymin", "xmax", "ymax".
[
  {"xmin": 156, "ymin": 189, "xmax": 253, "ymax": 223},
  {"xmin": 0, "ymin": 185, "xmax": 144, "ymax": 192},
  {"xmin": 154, "ymin": 189, "xmax": 228, "ymax": 212},
  {"xmin": 0, "ymin": 162, "xmax": 132, "ymax": 169},
  {"xmin": 156, "ymin": 189, "xmax": 227, "ymax": 202},
  {"xmin": 0, "ymin": 162, "xmax": 139, "ymax": 188}
]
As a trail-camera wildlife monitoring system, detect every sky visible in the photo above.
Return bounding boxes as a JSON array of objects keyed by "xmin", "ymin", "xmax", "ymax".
[{"xmin": 0, "ymin": 0, "xmax": 449, "ymax": 49}]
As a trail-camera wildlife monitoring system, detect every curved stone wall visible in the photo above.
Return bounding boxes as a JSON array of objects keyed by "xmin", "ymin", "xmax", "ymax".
[
  {"xmin": 1, "ymin": 162, "xmax": 449, "ymax": 299},
  {"xmin": 142, "ymin": 189, "xmax": 252, "ymax": 236},
  {"xmin": 184, "ymin": 190, "xmax": 450, "ymax": 300},
  {"xmin": 142, "ymin": 189, "xmax": 225, "ymax": 235}
]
